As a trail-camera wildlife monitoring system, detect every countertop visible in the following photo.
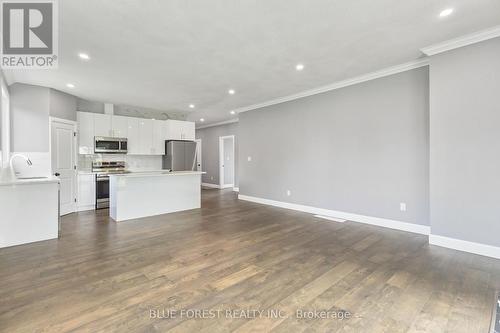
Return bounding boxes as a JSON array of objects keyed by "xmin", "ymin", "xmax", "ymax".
[
  {"xmin": 0, "ymin": 176, "xmax": 60, "ymax": 187},
  {"xmin": 109, "ymin": 171, "xmax": 204, "ymax": 178},
  {"xmin": 77, "ymin": 169, "xmax": 170, "ymax": 175}
]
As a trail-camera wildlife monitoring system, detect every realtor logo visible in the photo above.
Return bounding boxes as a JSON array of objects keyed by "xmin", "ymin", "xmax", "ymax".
[{"xmin": 1, "ymin": 0, "xmax": 58, "ymax": 68}]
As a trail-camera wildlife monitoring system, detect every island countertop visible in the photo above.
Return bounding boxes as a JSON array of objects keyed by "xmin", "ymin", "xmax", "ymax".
[{"xmin": 108, "ymin": 171, "xmax": 204, "ymax": 178}]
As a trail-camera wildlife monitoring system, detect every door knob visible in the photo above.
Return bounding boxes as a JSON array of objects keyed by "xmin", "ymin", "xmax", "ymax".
[{"xmin": 54, "ymin": 172, "xmax": 60, "ymax": 176}]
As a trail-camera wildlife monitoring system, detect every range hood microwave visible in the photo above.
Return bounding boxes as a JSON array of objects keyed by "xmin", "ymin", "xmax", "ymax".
[{"xmin": 94, "ymin": 137, "xmax": 128, "ymax": 154}]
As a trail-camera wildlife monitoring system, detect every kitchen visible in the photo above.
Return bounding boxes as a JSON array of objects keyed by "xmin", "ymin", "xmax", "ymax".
[
  {"xmin": 0, "ymin": 91, "xmax": 204, "ymax": 248},
  {"xmin": 77, "ymin": 107, "xmax": 203, "ymax": 220}
]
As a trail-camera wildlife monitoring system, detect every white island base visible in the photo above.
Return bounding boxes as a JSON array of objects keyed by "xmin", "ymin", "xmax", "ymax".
[{"xmin": 109, "ymin": 171, "xmax": 204, "ymax": 222}]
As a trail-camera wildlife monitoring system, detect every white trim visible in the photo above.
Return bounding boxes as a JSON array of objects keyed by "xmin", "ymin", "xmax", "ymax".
[
  {"xmin": 201, "ymin": 182, "xmax": 220, "ymax": 189},
  {"xmin": 429, "ymin": 234, "xmax": 500, "ymax": 260},
  {"xmin": 77, "ymin": 204, "xmax": 95, "ymax": 212},
  {"xmin": 233, "ymin": 187, "xmax": 239, "ymax": 192},
  {"xmin": 314, "ymin": 215, "xmax": 346, "ymax": 223},
  {"xmin": 219, "ymin": 135, "xmax": 235, "ymax": 189},
  {"xmin": 238, "ymin": 194, "xmax": 430, "ymax": 235},
  {"xmin": 197, "ymin": 119, "xmax": 238, "ymax": 130},
  {"xmin": 421, "ymin": 25, "xmax": 500, "ymax": 56},
  {"xmin": 195, "ymin": 139, "xmax": 202, "ymax": 172},
  {"xmin": 234, "ymin": 59, "xmax": 429, "ymax": 114}
]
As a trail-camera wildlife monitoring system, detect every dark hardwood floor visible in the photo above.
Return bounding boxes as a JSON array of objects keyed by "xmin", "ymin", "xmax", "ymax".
[{"xmin": 1, "ymin": 189, "xmax": 499, "ymax": 332}]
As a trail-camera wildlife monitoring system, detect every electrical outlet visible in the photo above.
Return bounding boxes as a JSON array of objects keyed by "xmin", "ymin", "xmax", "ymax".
[
  {"xmin": 287, "ymin": 190, "xmax": 291, "ymax": 196},
  {"xmin": 247, "ymin": 156, "xmax": 252, "ymax": 162},
  {"xmin": 400, "ymin": 202, "xmax": 407, "ymax": 212}
]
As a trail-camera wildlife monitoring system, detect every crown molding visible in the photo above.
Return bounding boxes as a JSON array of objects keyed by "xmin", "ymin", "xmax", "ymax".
[
  {"xmin": 196, "ymin": 118, "xmax": 238, "ymax": 130},
  {"xmin": 421, "ymin": 25, "xmax": 500, "ymax": 56},
  {"xmin": 234, "ymin": 59, "xmax": 429, "ymax": 114}
]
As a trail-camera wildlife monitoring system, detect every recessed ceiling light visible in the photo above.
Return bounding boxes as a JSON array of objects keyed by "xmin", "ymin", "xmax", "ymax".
[
  {"xmin": 228, "ymin": 89, "xmax": 235, "ymax": 95},
  {"xmin": 200, "ymin": 118, "xmax": 205, "ymax": 122},
  {"xmin": 439, "ymin": 8, "xmax": 454, "ymax": 18},
  {"xmin": 230, "ymin": 111, "xmax": 236, "ymax": 115},
  {"xmin": 296, "ymin": 63, "xmax": 304, "ymax": 71},
  {"xmin": 66, "ymin": 83, "xmax": 75, "ymax": 88},
  {"xmin": 189, "ymin": 104, "xmax": 195, "ymax": 109},
  {"xmin": 78, "ymin": 53, "xmax": 90, "ymax": 60}
]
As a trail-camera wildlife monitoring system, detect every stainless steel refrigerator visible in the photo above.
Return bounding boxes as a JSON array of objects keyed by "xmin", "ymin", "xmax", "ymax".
[{"xmin": 162, "ymin": 140, "xmax": 197, "ymax": 171}]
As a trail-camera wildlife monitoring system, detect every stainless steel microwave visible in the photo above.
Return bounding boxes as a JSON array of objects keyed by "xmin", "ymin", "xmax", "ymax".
[{"xmin": 94, "ymin": 137, "xmax": 128, "ymax": 154}]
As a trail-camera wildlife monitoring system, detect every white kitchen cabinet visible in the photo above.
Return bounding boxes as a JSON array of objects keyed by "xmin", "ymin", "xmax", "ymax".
[
  {"xmin": 152, "ymin": 120, "xmax": 166, "ymax": 155},
  {"xmin": 180, "ymin": 121, "xmax": 195, "ymax": 141},
  {"xmin": 127, "ymin": 117, "xmax": 140, "ymax": 154},
  {"xmin": 94, "ymin": 114, "xmax": 112, "ymax": 137},
  {"xmin": 112, "ymin": 115, "xmax": 129, "ymax": 138},
  {"xmin": 77, "ymin": 174, "xmax": 95, "ymax": 211},
  {"xmin": 138, "ymin": 119, "xmax": 153, "ymax": 154},
  {"xmin": 77, "ymin": 112, "xmax": 94, "ymax": 154},
  {"xmin": 165, "ymin": 120, "xmax": 195, "ymax": 141}
]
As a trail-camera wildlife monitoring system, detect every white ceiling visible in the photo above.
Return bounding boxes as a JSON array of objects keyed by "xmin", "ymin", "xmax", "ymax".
[{"xmin": 4, "ymin": 0, "xmax": 500, "ymax": 126}]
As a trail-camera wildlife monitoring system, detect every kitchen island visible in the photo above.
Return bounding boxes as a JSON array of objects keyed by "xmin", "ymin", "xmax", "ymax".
[{"xmin": 109, "ymin": 171, "xmax": 204, "ymax": 222}]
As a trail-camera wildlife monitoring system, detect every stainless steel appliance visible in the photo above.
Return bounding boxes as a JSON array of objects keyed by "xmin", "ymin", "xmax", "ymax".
[
  {"xmin": 162, "ymin": 140, "xmax": 197, "ymax": 171},
  {"xmin": 94, "ymin": 137, "xmax": 128, "ymax": 154},
  {"xmin": 92, "ymin": 161, "xmax": 128, "ymax": 209}
]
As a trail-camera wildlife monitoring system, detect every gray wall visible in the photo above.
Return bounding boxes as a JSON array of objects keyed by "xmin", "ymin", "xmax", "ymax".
[
  {"xmin": 239, "ymin": 67, "xmax": 430, "ymax": 226},
  {"xmin": 49, "ymin": 89, "xmax": 77, "ymax": 121},
  {"xmin": 429, "ymin": 37, "xmax": 500, "ymax": 247},
  {"xmin": 196, "ymin": 122, "xmax": 239, "ymax": 186},
  {"xmin": 10, "ymin": 83, "xmax": 77, "ymax": 152},
  {"xmin": 10, "ymin": 83, "xmax": 50, "ymax": 152}
]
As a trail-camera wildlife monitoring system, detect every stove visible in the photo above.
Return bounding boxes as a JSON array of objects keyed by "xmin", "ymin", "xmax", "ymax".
[{"xmin": 92, "ymin": 161, "xmax": 128, "ymax": 209}]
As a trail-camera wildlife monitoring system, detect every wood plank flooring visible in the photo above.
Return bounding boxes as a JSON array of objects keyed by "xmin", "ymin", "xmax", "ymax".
[{"xmin": 1, "ymin": 189, "xmax": 499, "ymax": 332}]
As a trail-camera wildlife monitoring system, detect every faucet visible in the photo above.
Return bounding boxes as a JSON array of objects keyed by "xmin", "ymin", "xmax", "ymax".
[{"xmin": 9, "ymin": 154, "xmax": 33, "ymax": 175}]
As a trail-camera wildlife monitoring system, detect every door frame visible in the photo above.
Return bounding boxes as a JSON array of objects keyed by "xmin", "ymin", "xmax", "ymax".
[
  {"xmin": 49, "ymin": 116, "xmax": 78, "ymax": 215},
  {"xmin": 195, "ymin": 139, "xmax": 202, "ymax": 172},
  {"xmin": 219, "ymin": 135, "xmax": 235, "ymax": 189}
]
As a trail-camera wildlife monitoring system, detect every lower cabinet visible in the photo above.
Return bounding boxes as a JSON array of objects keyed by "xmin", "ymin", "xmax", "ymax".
[{"xmin": 77, "ymin": 174, "xmax": 95, "ymax": 211}]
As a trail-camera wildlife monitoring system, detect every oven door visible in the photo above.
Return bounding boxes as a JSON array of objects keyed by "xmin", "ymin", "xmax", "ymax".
[
  {"xmin": 96, "ymin": 175, "xmax": 110, "ymax": 209},
  {"xmin": 95, "ymin": 137, "xmax": 121, "ymax": 153}
]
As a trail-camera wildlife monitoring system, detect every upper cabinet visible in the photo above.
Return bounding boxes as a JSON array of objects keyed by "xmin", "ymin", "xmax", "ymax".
[
  {"xmin": 93, "ymin": 114, "xmax": 112, "ymax": 137},
  {"xmin": 112, "ymin": 115, "xmax": 129, "ymax": 138},
  {"xmin": 138, "ymin": 119, "xmax": 153, "ymax": 155},
  {"xmin": 126, "ymin": 117, "xmax": 140, "ymax": 155},
  {"xmin": 165, "ymin": 120, "xmax": 195, "ymax": 141},
  {"xmin": 152, "ymin": 120, "xmax": 166, "ymax": 155},
  {"xmin": 77, "ymin": 112, "xmax": 95, "ymax": 154},
  {"xmin": 76, "ymin": 111, "xmax": 195, "ymax": 155}
]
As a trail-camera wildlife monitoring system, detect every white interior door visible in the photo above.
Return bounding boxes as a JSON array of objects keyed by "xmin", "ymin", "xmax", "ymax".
[
  {"xmin": 51, "ymin": 119, "xmax": 77, "ymax": 216},
  {"xmin": 219, "ymin": 135, "xmax": 234, "ymax": 189},
  {"xmin": 195, "ymin": 139, "xmax": 202, "ymax": 171}
]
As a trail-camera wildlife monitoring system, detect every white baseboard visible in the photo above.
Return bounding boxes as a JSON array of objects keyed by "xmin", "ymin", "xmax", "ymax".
[
  {"xmin": 77, "ymin": 205, "xmax": 95, "ymax": 212},
  {"xmin": 314, "ymin": 215, "xmax": 346, "ymax": 223},
  {"xmin": 220, "ymin": 184, "xmax": 234, "ymax": 189},
  {"xmin": 202, "ymin": 183, "xmax": 220, "ymax": 189},
  {"xmin": 233, "ymin": 187, "xmax": 239, "ymax": 192},
  {"xmin": 238, "ymin": 194, "xmax": 430, "ymax": 235},
  {"xmin": 429, "ymin": 234, "xmax": 500, "ymax": 259}
]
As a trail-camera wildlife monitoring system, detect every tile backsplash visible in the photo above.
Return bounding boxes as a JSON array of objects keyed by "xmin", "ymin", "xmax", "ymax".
[{"xmin": 78, "ymin": 154, "xmax": 162, "ymax": 171}]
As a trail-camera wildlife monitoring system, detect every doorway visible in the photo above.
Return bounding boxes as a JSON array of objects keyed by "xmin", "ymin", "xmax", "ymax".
[
  {"xmin": 219, "ymin": 135, "xmax": 234, "ymax": 189},
  {"xmin": 50, "ymin": 117, "xmax": 77, "ymax": 216}
]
